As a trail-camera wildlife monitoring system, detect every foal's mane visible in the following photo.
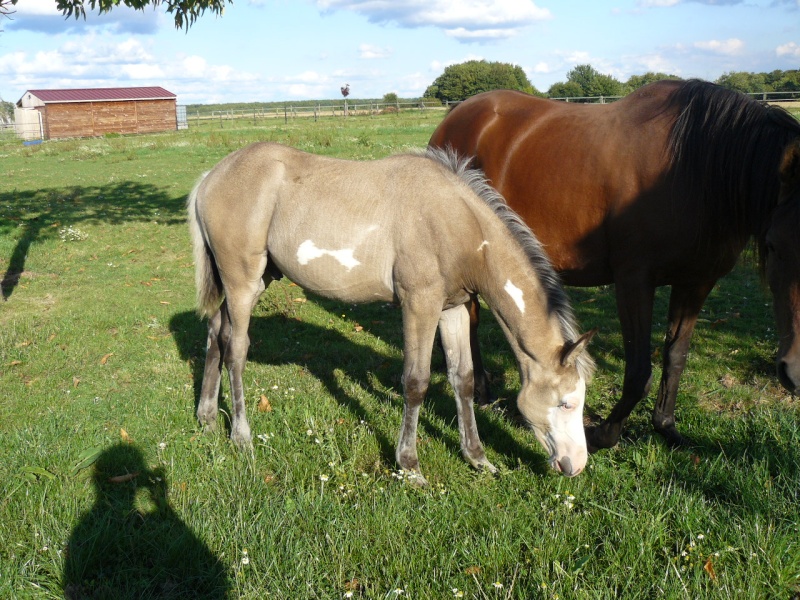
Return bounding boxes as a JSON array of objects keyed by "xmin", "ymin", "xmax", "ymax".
[
  {"xmin": 424, "ymin": 146, "xmax": 595, "ymax": 380},
  {"xmin": 664, "ymin": 79, "xmax": 800, "ymax": 266}
]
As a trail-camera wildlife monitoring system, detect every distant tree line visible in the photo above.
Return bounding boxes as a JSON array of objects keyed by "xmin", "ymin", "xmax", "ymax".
[
  {"xmin": 0, "ymin": 98, "xmax": 14, "ymax": 122},
  {"xmin": 422, "ymin": 60, "xmax": 800, "ymax": 103}
]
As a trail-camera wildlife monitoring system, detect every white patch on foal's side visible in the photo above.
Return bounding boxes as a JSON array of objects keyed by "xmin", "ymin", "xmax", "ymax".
[
  {"xmin": 504, "ymin": 279, "xmax": 525, "ymax": 314},
  {"xmin": 296, "ymin": 239, "xmax": 361, "ymax": 271},
  {"xmin": 476, "ymin": 240, "xmax": 489, "ymax": 252}
]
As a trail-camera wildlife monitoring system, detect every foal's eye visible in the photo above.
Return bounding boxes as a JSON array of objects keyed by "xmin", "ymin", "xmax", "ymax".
[{"xmin": 559, "ymin": 401, "xmax": 575, "ymax": 411}]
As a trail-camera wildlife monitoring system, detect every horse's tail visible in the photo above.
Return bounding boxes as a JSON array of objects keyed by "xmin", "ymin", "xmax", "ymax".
[{"xmin": 187, "ymin": 173, "xmax": 224, "ymax": 317}]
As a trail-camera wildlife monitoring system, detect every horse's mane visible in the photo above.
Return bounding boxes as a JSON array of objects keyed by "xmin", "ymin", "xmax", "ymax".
[
  {"xmin": 424, "ymin": 146, "xmax": 595, "ymax": 381},
  {"xmin": 665, "ymin": 79, "xmax": 800, "ymax": 268}
]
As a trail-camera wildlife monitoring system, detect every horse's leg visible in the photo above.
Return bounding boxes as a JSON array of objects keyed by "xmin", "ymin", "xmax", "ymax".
[
  {"xmin": 587, "ymin": 279, "xmax": 655, "ymax": 450},
  {"xmin": 468, "ymin": 295, "xmax": 493, "ymax": 405},
  {"xmin": 439, "ymin": 303, "xmax": 497, "ymax": 474},
  {"xmin": 222, "ymin": 276, "xmax": 268, "ymax": 450},
  {"xmin": 197, "ymin": 306, "xmax": 229, "ymax": 431},
  {"xmin": 652, "ymin": 281, "xmax": 714, "ymax": 447},
  {"xmin": 395, "ymin": 299, "xmax": 440, "ymax": 486}
]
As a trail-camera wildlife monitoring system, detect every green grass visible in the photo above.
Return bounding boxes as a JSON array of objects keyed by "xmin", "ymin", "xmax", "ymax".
[{"xmin": 1, "ymin": 114, "xmax": 799, "ymax": 599}]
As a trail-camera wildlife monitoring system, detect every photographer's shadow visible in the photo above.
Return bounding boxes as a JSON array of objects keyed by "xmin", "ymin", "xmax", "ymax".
[{"xmin": 63, "ymin": 444, "xmax": 229, "ymax": 599}]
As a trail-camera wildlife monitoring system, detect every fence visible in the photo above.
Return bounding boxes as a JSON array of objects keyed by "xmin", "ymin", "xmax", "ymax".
[{"xmin": 187, "ymin": 100, "xmax": 445, "ymax": 128}]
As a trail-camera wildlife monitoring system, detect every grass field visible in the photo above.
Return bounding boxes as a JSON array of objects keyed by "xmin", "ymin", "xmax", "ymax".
[{"xmin": 1, "ymin": 112, "xmax": 799, "ymax": 599}]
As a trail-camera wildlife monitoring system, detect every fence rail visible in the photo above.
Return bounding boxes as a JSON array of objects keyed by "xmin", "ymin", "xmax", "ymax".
[{"xmin": 189, "ymin": 100, "xmax": 445, "ymax": 127}]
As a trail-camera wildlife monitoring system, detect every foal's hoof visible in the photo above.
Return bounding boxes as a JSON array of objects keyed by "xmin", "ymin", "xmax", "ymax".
[
  {"xmin": 402, "ymin": 469, "xmax": 429, "ymax": 487},
  {"xmin": 468, "ymin": 456, "xmax": 498, "ymax": 475},
  {"xmin": 230, "ymin": 427, "xmax": 253, "ymax": 452},
  {"xmin": 197, "ymin": 416, "xmax": 217, "ymax": 433}
]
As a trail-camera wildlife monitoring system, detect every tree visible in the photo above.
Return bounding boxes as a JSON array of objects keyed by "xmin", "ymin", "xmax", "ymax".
[
  {"xmin": 716, "ymin": 71, "xmax": 768, "ymax": 94},
  {"xmin": 547, "ymin": 81, "xmax": 583, "ymax": 98},
  {"xmin": 626, "ymin": 72, "xmax": 680, "ymax": 91},
  {"xmin": 424, "ymin": 60, "xmax": 537, "ymax": 103},
  {"xmin": 0, "ymin": 98, "xmax": 14, "ymax": 123},
  {"xmin": 382, "ymin": 92, "xmax": 398, "ymax": 105},
  {"xmin": 1, "ymin": 0, "xmax": 231, "ymax": 29},
  {"xmin": 546, "ymin": 64, "xmax": 625, "ymax": 99}
]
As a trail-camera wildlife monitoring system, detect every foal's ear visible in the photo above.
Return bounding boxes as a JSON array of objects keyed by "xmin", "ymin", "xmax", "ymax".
[{"xmin": 560, "ymin": 328, "xmax": 597, "ymax": 368}]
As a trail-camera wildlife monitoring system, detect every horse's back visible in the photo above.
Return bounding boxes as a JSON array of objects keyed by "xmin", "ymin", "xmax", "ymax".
[{"xmin": 430, "ymin": 86, "xmax": 684, "ymax": 285}]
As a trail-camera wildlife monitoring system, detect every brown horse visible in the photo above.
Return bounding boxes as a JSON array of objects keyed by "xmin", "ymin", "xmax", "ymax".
[
  {"xmin": 188, "ymin": 143, "xmax": 594, "ymax": 481},
  {"xmin": 429, "ymin": 79, "xmax": 800, "ymax": 450}
]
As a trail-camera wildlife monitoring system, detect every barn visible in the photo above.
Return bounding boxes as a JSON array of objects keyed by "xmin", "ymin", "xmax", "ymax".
[{"xmin": 15, "ymin": 86, "xmax": 178, "ymax": 140}]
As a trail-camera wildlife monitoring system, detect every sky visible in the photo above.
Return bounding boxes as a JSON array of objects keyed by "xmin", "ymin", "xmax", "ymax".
[{"xmin": 1, "ymin": 0, "xmax": 799, "ymax": 105}]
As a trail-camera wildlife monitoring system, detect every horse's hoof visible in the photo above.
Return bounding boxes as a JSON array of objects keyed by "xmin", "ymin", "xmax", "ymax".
[
  {"xmin": 655, "ymin": 424, "xmax": 692, "ymax": 449},
  {"xmin": 585, "ymin": 422, "xmax": 621, "ymax": 452}
]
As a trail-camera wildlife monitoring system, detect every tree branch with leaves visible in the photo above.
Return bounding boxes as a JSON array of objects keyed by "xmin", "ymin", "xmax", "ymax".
[{"xmin": 1, "ymin": 0, "xmax": 232, "ymax": 29}]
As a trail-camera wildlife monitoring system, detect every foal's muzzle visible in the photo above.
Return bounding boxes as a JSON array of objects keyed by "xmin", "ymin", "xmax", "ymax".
[{"xmin": 551, "ymin": 456, "xmax": 584, "ymax": 478}]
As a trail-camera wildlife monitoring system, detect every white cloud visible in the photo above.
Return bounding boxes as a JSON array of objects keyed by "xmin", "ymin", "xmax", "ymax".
[
  {"xmin": 1, "ymin": 34, "xmax": 261, "ymax": 103},
  {"xmin": 530, "ymin": 61, "xmax": 551, "ymax": 74},
  {"xmin": 444, "ymin": 27, "xmax": 520, "ymax": 41},
  {"xmin": 359, "ymin": 44, "xmax": 392, "ymax": 59},
  {"xmin": 316, "ymin": 0, "xmax": 551, "ymax": 42},
  {"xmin": 430, "ymin": 54, "xmax": 484, "ymax": 73},
  {"xmin": 693, "ymin": 38, "xmax": 744, "ymax": 55},
  {"xmin": 777, "ymin": 41, "xmax": 800, "ymax": 58},
  {"xmin": 7, "ymin": 1, "xmax": 161, "ymax": 34}
]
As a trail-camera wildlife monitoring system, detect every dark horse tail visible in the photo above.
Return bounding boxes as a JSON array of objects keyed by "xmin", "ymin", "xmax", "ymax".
[{"xmin": 187, "ymin": 174, "xmax": 224, "ymax": 317}]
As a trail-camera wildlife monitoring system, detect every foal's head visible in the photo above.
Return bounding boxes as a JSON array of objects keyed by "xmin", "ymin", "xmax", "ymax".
[
  {"xmin": 517, "ymin": 332, "xmax": 595, "ymax": 477},
  {"xmin": 767, "ymin": 139, "xmax": 800, "ymax": 395}
]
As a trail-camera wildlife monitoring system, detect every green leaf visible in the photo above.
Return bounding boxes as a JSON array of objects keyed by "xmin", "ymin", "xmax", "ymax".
[
  {"xmin": 572, "ymin": 554, "xmax": 591, "ymax": 574},
  {"xmin": 20, "ymin": 465, "xmax": 56, "ymax": 481},
  {"xmin": 71, "ymin": 446, "xmax": 103, "ymax": 475}
]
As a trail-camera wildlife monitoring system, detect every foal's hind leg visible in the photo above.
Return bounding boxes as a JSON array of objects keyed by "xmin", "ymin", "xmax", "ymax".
[
  {"xmin": 439, "ymin": 304, "xmax": 497, "ymax": 474},
  {"xmin": 197, "ymin": 307, "xmax": 229, "ymax": 431},
  {"xmin": 223, "ymin": 278, "xmax": 268, "ymax": 449},
  {"xmin": 395, "ymin": 298, "xmax": 442, "ymax": 486}
]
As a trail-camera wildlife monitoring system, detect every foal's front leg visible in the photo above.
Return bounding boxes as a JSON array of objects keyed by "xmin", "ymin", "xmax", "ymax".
[{"xmin": 439, "ymin": 303, "xmax": 496, "ymax": 474}]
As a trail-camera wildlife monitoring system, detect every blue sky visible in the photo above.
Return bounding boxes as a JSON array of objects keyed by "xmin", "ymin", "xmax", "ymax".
[{"xmin": 1, "ymin": 0, "xmax": 798, "ymax": 105}]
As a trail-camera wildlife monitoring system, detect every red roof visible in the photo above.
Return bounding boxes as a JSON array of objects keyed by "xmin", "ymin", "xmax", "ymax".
[{"xmin": 24, "ymin": 87, "xmax": 176, "ymax": 103}]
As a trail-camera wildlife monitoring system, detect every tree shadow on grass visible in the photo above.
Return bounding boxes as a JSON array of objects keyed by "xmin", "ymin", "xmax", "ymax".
[
  {"xmin": 63, "ymin": 444, "xmax": 229, "ymax": 599},
  {"xmin": 169, "ymin": 295, "xmax": 552, "ymax": 477},
  {"xmin": 0, "ymin": 182, "xmax": 184, "ymax": 300}
]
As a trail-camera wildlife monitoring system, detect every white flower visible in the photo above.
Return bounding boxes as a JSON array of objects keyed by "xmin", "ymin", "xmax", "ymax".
[
  {"xmin": 158, "ymin": 442, "xmax": 167, "ymax": 450},
  {"xmin": 320, "ymin": 474, "xmax": 329, "ymax": 482},
  {"xmin": 493, "ymin": 582, "xmax": 503, "ymax": 589}
]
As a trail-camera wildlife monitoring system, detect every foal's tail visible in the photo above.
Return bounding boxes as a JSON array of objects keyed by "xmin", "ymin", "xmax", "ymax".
[{"xmin": 187, "ymin": 174, "xmax": 224, "ymax": 317}]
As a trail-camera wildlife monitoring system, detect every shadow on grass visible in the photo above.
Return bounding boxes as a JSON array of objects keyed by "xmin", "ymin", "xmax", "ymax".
[
  {"xmin": 0, "ymin": 182, "xmax": 184, "ymax": 300},
  {"xmin": 63, "ymin": 443, "xmax": 228, "ymax": 599},
  {"xmin": 169, "ymin": 300, "xmax": 552, "ymax": 477}
]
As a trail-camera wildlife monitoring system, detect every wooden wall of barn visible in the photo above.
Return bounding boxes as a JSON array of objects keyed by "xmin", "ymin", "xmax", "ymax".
[{"xmin": 42, "ymin": 99, "xmax": 177, "ymax": 139}]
